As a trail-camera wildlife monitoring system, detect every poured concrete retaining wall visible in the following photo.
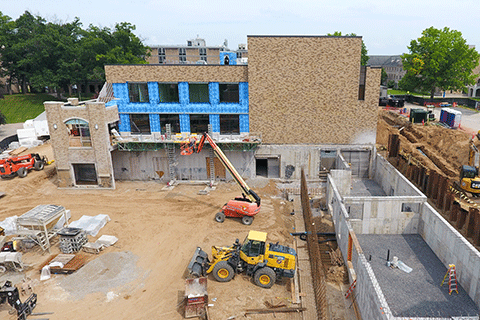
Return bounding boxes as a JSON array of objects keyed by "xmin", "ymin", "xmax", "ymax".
[{"xmin": 419, "ymin": 202, "xmax": 480, "ymax": 307}]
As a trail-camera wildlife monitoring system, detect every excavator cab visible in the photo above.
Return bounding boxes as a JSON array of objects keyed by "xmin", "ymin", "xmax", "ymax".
[{"xmin": 459, "ymin": 165, "xmax": 480, "ymax": 195}]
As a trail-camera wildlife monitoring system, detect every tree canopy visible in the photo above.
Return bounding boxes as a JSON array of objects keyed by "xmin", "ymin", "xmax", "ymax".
[
  {"xmin": 327, "ymin": 31, "xmax": 369, "ymax": 66},
  {"xmin": 399, "ymin": 27, "xmax": 480, "ymax": 98},
  {"xmin": 0, "ymin": 11, "xmax": 149, "ymax": 95}
]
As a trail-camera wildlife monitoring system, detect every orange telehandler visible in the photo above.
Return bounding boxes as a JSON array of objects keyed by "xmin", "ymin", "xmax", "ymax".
[
  {"xmin": 0, "ymin": 153, "xmax": 46, "ymax": 179},
  {"xmin": 182, "ymin": 133, "xmax": 261, "ymax": 225}
]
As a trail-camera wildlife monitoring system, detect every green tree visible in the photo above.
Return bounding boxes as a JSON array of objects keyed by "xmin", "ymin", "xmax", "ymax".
[
  {"xmin": 327, "ymin": 31, "xmax": 369, "ymax": 66},
  {"xmin": 401, "ymin": 27, "xmax": 480, "ymax": 99},
  {"xmin": 381, "ymin": 68, "xmax": 388, "ymax": 85}
]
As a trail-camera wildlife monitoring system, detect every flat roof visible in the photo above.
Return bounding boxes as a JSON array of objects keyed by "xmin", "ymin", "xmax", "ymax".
[{"xmin": 357, "ymin": 234, "xmax": 479, "ymax": 318}]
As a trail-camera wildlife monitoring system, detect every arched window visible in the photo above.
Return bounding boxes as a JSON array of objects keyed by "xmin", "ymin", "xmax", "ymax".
[{"xmin": 65, "ymin": 119, "xmax": 91, "ymax": 147}]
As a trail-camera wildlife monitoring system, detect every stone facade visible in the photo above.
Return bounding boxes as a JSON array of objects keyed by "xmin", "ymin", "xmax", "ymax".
[
  {"xmin": 248, "ymin": 36, "xmax": 381, "ymax": 144},
  {"xmin": 44, "ymin": 99, "xmax": 119, "ymax": 188}
]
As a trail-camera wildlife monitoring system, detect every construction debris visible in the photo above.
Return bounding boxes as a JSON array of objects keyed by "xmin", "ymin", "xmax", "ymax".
[{"xmin": 244, "ymin": 307, "xmax": 306, "ymax": 315}]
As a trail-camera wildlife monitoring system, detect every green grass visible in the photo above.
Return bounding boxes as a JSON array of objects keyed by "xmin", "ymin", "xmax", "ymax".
[
  {"xmin": 388, "ymin": 89, "xmax": 429, "ymax": 96},
  {"xmin": 0, "ymin": 93, "xmax": 61, "ymax": 124}
]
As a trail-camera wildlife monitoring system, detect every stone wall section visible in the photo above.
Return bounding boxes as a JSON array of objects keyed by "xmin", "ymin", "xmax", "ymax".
[
  {"xmin": 44, "ymin": 101, "xmax": 119, "ymax": 188},
  {"xmin": 105, "ymin": 65, "xmax": 248, "ymax": 83},
  {"xmin": 247, "ymin": 36, "xmax": 380, "ymax": 144}
]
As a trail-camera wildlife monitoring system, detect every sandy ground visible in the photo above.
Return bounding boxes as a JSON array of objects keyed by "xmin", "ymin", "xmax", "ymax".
[{"xmin": 0, "ymin": 142, "xmax": 303, "ymax": 320}]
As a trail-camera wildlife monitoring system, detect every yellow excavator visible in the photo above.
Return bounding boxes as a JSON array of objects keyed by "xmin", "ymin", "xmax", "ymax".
[
  {"xmin": 188, "ymin": 230, "xmax": 296, "ymax": 288},
  {"xmin": 457, "ymin": 137, "xmax": 480, "ymax": 196}
]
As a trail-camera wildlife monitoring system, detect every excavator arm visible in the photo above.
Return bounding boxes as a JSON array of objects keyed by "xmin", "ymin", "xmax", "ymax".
[{"xmin": 197, "ymin": 133, "xmax": 260, "ymax": 206}]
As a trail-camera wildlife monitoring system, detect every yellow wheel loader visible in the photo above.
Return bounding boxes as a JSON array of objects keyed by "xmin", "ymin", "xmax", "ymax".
[{"xmin": 188, "ymin": 230, "xmax": 296, "ymax": 289}]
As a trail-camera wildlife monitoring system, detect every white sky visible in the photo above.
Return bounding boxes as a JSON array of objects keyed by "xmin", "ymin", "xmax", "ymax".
[{"xmin": 3, "ymin": 0, "xmax": 480, "ymax": 56}]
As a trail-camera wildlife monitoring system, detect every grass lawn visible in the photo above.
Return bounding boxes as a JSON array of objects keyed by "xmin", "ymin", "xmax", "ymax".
[{"xmin": 0, "ymin": 93, "xmax": 61, "ymax": 124}]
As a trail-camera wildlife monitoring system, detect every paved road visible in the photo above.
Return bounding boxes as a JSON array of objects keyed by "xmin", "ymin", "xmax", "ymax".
[{"xmin": 403, "ymin": 102, "xmax": 480, "ymax": 134}]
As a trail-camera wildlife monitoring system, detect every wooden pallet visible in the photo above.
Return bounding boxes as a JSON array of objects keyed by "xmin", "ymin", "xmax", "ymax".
[{"xmin": 39, "ymin": 253, "xmax": 87, "ymax": 274}]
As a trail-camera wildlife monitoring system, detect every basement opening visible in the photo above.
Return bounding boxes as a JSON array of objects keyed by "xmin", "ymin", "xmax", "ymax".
[
  {"xmin": 73, "ymin": 164, "xmax": 98, "ymax": 185},
  {"xmin": 255, "ymin": 156, "xmax": 280, "ymax": 178}
]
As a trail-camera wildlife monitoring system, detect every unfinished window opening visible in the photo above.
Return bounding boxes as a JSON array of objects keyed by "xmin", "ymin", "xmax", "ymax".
[
  {"xmin": 190, "ymin": 114, "xmax": 209, "ymax": 134},
  {"xmin": 199, "ymin": 48, "xmax": 207, "ymax": 62},
  {"xmin": 189, "ymin": 84, "xmax": 210, "ymax": 103},
  {"xmin": 66, "ymin": 119, "xmax": 91, "ymax": 147},
  {"xmin": 256, "ymin": 158, "xmax": 268, "ymax": 177},
  {"xmin": 128, "ymin": 82, "xmax": 149, "ymax": 103},
  {"xmin": 179, "ymin": 48, "xmax": 186, "ymax": 63},
  {"xmin": 73, "ymin": 164, "xmax": 97, "ymax": 185},
  {"xmin": 401, "ymin": 203, "xmax": 419, "ymax": 213},
  {"xmin": 158, "ymin": 83, "xmax": 179, "ymax": 102},
  {"xmin": 220, "ymin": 115, "xmax": 240, "ymax": 135},
  {"xmin": 358, "ymin": 66, "xmax": 366, "ymax": 100},
  {"xmin": 130, "ymin": 114, "xmax": 151, "ymax": 134},
  {"xmin": 219, "ymin": 84, "xmax": 239, "ymax": 103},
  {"xmin": 160, "ymin": 114, "xmax": 180, "ymax": 135}
]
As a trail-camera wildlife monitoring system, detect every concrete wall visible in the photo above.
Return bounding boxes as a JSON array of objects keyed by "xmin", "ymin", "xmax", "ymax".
[
  {"xmin": 112, "ymin": 148, "xmax": 255, "ymax": 181},
  {"xmin": 44, "ymin": 101, "xmax": 118, "ymax": 188},
  {"xmin": 419, "ymin": 203, "xmax": 480, "ymax": 308},
  {"xmin": 328, "ymin": 175, "xmax": 392, "ymax": 319},
  {"xmin": 373, "ymin": 155, "xmax": 424, "ymax": 197},
  {"xmin": 247, "ymin": 36, "xmax": 381, "ymax": 145},
  {"xmin": 105, "ymin": 65, "xmax": 248, "ymax": 83}
]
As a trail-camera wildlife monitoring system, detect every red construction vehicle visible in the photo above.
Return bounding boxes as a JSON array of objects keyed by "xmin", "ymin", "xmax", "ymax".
[
  {"xmin": 182, "ymin": 133, "xmax": 261, "ymax": 225},
  {"xmin": 0, "ymin": 153, "xmax": 46, "ymax": 179}
]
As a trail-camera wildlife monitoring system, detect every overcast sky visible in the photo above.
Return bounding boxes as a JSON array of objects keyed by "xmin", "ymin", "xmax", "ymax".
[{"xmin": 3, "ymin": 0, "xmax": 480, "ymax": 56}]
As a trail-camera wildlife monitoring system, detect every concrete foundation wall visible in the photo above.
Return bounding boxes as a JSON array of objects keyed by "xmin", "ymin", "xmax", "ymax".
[
  {"xmin": 419, "ymin": 203, "xmax": 480, "ymax": 308},
  {"xmin": 328, "ymin": 175, "xmax": 391, "ymax": 319},
  {"xmin": 341, "ymin": 149, "xmax": 372, "ymax": 178},
  {"xmin": 374, "ymin": 155, "xmax": 423, "ymax": 197},
  {"xmin": 112, "ymin": 148, "xmax": 255, "ymax": 181}
]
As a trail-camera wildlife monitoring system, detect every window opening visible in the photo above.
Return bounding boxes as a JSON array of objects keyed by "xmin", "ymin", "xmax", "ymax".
[
  {"xmin": 220, "ymin": 115, "xmax": 240, "ymax": 135},
  {"xmin": 199, "ymin": 48, "xmax": 207, "ymax": 62},
  {"xmin": 158, "ymin": 48, "xmax": 165, "ymax": 63},
  {"xmin": 190, "ymin": 114, "xmax": 209, "ymax": 134},
  {"xmin": 358, "ymin": 66, "xmax": 366, "ymax": 100},
  {"xmin": 66, "ymin": 119, "xmax": 91, "ymax": 147},
  {"xmin": 256, "ymin": 158, "xmax": 268, "ymax": 177},
  {"xmin": 179, "ymin": 48, "xmax": 186, "ymax": 63},
  {"xmin": 189, "ymin": 84, "xmax": 210, "ymax": 103},
  {"xmin": 219, "ymin": 83, "xmax": 239, "ymax": 103},
  {"xmin": 160, "ymin": 114, "xmax": 180, "ymax": 135},
  {"xmin": 128, "ymin": 82, "xmax": 149, "ymax": 102},
  {"xmin": 130, "ymin": 114, "xmax": 151, "ymax": 134},
  {"xmin": 73, "ymin": 164, "xmax": 97, "ymax": 185},
  {"xmin": 158, "ymin": 83, "xmax": 179, "ymax": 102}
]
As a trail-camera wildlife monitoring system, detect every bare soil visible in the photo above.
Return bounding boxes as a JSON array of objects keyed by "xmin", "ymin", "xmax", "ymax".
[{"xmin": 0, "ymin": 142, "xmax": 301, "ymax": 320}]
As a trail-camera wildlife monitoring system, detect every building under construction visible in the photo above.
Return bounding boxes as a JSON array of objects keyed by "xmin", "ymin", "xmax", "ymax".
[{"xmin": 43, "ymin": 35, "xmax": 480, "ymax": 318}]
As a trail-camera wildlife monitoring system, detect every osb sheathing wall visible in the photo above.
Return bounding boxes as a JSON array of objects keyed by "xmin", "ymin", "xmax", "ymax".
[
  {"xmin": 105, "ymin": 65, "xmax": 248, "ymax": 83},
  {"xmin": 44, "ymin": 101, "xmax": 119, "ymax": 188},
  {"xmin": 247, "ymin": 36, "xmax": 381, "ymax": 144}
]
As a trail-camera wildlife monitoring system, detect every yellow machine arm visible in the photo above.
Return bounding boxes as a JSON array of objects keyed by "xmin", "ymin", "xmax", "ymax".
[{"xmin": 197, "ymin": 133, "xmax": 260, "ymax": 206}]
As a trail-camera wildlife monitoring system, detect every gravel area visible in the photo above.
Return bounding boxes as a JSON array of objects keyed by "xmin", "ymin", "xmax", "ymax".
[
  {"xmin": 59, "ymin": 251, "xmax": 143, "ymax": 300},
  {"xmin": 357, "ymin": 234, "xmax": 479, "ymax": 318}
]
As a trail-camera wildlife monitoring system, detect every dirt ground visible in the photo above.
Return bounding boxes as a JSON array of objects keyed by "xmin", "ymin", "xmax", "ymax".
[
  {"xmin": 376, "ymin": 108, "xmax": 480, "ymax": 179},
  {"xmin": 0, "ymin": 142, "xmax": 305, "ymax": 320}
]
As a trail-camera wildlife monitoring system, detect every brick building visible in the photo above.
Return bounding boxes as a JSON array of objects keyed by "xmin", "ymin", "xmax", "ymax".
[{"xmin": 45, "ymin": 35, "xmax": 381, "ymax": 188}]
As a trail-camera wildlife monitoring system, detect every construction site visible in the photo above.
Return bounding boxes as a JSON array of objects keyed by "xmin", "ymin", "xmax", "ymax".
[{"xmin": 0, "ymin": 34, "xmax": 479, "ymax": 320}]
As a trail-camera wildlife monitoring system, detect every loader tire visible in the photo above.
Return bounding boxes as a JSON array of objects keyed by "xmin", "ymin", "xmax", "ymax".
[
  {"xmin": 34, "ymin": 159, "xmax": 44, "ymax": 171},
  {"xmin": 241, "ymin": 216, "xmax": 253, "ymax": 225},
  {"xmin": 254, "ymin": 267, "xmax": 276, "ymax": 289},
  {"xmin": 17, "ymin": 167, "xmax": 27, "ymax": 178},
  {"xmin": 215, "ymin": 212, "xmax": 225, "ymax": 223},
  {"xmin": 212, "ymin": 261, "xmax": 234, "ymax": 282}
]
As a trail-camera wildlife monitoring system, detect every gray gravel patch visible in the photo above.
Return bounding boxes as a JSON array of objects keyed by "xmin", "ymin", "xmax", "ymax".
[
  {"xmin": 357, "ymin": 234, "xmax": 479, "ymax": 318},
  {"xmin": 59, "ymin": 251, "xmax": 142, "ymax": 300}
]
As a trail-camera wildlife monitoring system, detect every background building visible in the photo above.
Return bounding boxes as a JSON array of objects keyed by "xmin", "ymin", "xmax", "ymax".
[{"xmin": 368, "ymin": 55, "xmax": 406, "ymax": 88}]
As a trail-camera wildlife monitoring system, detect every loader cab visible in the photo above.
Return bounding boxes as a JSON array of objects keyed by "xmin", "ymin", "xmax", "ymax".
[{"xmin": 240, "ymin": 230, "xmax": 266, "ymax": 265}]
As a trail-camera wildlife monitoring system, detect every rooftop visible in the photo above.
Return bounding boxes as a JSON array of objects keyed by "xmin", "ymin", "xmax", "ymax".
[{"xmin": 357, "ymin": 234, "xmax": 479, "ymax": 318}]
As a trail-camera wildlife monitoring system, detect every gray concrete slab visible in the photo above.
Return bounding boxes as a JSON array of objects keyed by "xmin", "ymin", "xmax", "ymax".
[
  {"xmin": 0, "ymin": 123, "xmax": 23, "ymax": 140},
  {"xmin": 350, "ymin": 178, "xmax": 387, "ymax": 197},
  {"xmin": 357, "ymin": 234, "xmax": 479, "ymax": 318}
]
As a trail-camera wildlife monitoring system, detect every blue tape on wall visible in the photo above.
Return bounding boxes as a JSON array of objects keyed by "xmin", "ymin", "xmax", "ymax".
[
  {"xmin": 210, "ymin": 114, "xmax": 220, "ymax": 133},
  {"xmin": 119, "ymin": 113, "xmax": 131, "ymax": 132},
  {"xmin": 150, "ymin": 114, "xmax": 160, "ymax": 132},
  {"xmin": 239, "ymin": 114, "xmax": 249, "ymax": 133},
  {"xmin": 180, "ymin": 114, "xmax": 190, "ymax": 132}
]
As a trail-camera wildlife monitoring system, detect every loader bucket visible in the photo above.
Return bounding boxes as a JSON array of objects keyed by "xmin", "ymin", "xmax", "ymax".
[{"xmin": 188, "ymin": 247, "xmax": 209, "ymax": 277}]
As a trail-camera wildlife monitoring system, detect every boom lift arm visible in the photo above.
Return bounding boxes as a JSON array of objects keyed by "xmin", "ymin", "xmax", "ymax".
[{"xmin": 197, "ymin": 133, "xmax": 261, "ymax": 206}]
